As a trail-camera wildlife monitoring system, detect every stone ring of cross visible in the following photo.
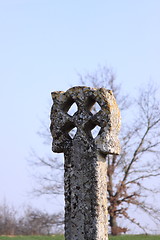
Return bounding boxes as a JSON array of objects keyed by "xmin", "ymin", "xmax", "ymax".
[{"xmin": 50, "ymin": 86, "xmax": 120, "ymax": 155}]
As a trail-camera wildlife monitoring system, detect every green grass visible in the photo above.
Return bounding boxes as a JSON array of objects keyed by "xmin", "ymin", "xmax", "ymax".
[
  {"xmin": 0, "ymin": 236, "xmax": 64, "ymax": 240},
  {"xmin": 109, "ymin": 235, "xmax": 160, "ymax": 240},
  {"xmin": 0, "ymin": 235, "xmax": 160, "ymax": 240}
]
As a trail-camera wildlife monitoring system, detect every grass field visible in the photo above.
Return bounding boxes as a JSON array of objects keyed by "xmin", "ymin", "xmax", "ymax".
[
  {"xmin": 0, "ymin": 236, "xmax": 64, "ymax": 240},
  {"xmin": 0, "ymin": 235, "xmax": 160, "ymax": 240},
  {"xmin": 109, "ymin": 235, "xmax": 160, "ymax": 239}
]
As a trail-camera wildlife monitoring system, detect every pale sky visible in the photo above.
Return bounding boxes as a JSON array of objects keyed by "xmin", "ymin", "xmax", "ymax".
[{"xmin": 0, "ymin": 0, "xmax": 160, "ymax": 233}]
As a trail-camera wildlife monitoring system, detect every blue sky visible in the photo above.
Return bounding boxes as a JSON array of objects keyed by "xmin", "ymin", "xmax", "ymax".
[{"xmin": 0, "ymin": 0, "xmax": 160, "ymax": 231}]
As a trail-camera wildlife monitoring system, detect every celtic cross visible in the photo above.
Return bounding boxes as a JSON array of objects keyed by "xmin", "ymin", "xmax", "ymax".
[{"xmin": 50, "ymin": 86, "xmax": 121, "ymax": 240}]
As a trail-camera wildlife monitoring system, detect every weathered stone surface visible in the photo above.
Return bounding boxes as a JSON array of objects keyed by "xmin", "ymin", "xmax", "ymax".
[{"xmin": 50, "ymin": 86, "xmax": 121, "ymax": 240}]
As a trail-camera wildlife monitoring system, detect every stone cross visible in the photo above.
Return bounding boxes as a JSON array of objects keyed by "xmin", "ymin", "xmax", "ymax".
[{"xmin": 50, "ymin": 86, "xmax": 121, "ymax": 240}]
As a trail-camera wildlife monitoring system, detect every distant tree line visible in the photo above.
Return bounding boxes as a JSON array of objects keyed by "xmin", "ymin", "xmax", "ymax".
[{"xmin": 0, "ymin": 202, "xmax": 63, "ymax": 235}]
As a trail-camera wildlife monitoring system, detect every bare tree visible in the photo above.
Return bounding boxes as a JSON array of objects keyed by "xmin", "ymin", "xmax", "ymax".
[
  {"xmin": 107, "ymin": 85, "xmax": 160, "ymax": 235},
  {"xmin": 31, "ymin": 66, "xmax": 160, "ymax": 235}
]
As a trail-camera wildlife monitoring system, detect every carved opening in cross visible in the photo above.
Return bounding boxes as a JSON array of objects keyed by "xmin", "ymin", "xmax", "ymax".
[{"xmin": 61, "ymin": 95, "xmax": 103, "ymax": 140}]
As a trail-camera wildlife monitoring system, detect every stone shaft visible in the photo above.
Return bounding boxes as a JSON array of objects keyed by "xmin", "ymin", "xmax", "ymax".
[
  {"xmin": 64, "ymin": 136, "xmax": 108, "ymax": 240},
  {"xmin": 50, "ymin": 86, "xmax": 121, "ymax": 240}
]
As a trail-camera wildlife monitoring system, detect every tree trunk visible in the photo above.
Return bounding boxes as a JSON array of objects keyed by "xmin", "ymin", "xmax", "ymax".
[{"xmin": 110, "ymin": 215, "xmax": 118, "ymax": 236}]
